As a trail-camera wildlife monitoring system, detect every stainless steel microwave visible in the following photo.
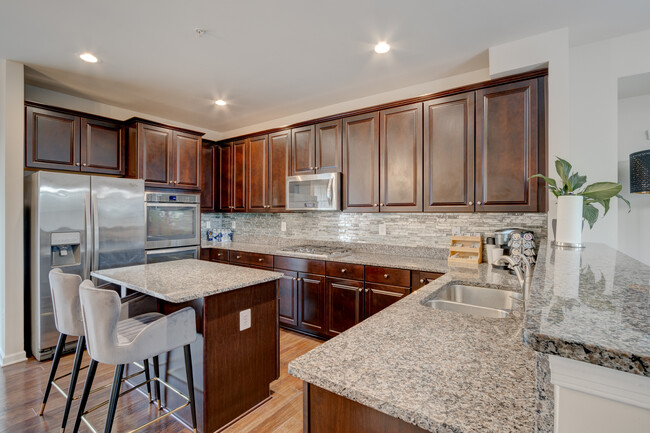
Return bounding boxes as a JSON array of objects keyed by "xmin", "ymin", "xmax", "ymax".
[{"xmin": 286, "ymin": 173, "xmax": 341, "ymax": 211}]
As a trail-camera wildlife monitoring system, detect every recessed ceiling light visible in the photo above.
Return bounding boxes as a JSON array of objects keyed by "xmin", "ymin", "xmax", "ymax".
[
  {"xmin": 374, "ymin": 42, "xmax": 390, "ymax": 54},
  {"xmin": 79, "ymin": 53, "xmax": 98, "ymax": 63},
  {"xmin": 215, "ymin": 99, "xmax": 227, "ymax": 106}
]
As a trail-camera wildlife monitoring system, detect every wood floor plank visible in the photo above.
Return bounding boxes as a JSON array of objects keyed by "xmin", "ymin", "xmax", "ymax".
[{"xmin": 0, "ymin": 329, "xmax": 321, "ymax": 433}]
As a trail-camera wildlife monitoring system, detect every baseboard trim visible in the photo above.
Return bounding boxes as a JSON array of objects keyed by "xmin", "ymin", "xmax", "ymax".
[{"xmin": 0, "ymin": 349, "xmax": 27, "ymax": 367}]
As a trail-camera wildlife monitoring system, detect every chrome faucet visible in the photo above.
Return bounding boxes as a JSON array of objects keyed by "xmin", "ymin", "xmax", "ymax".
[{"xmin": 495, "ymin": 255, "xmax": 532, "ymax": 301}]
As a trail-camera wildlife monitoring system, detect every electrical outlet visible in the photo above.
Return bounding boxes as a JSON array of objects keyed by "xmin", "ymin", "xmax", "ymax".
[
  {"xmin": 379, "ymin": 223, "xmax": 387, "ymax": 236},
  {"xmin": 239, "ymin": 309, "xmax": 251, "ymax": 331},
  {"xmin": 232, "ymin": 220, "xmax": 236, "ymax": 229},
  {"xmin": 452, "ymin": 226, "xmax": 461, "ymax": 236},
  {"xmin": 281, "ymin": 221, "xmax": 287, "ymax": 232},
  {"xmin": 206, "ymin": 221, "xmax": 211, "ymax": 229}
]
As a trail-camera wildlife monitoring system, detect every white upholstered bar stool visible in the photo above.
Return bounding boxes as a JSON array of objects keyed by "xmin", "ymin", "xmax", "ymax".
[
  {"xmin": 75, "ymin": 280, "xmax": 198, "ymax": 433},
  {"xmin": 43, "ymin": 269, "xmax": 154, "ymax": 432}
]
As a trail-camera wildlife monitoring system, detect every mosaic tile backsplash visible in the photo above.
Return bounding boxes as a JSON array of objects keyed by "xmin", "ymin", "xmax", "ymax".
[{"xmin": 202, "ymin": 212, "xmax": 547, "ymax": 254}]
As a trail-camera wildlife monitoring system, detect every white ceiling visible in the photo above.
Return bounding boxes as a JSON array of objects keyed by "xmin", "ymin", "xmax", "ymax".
[{"xmin": 1, "ymin": 0, "xmax": 649, "ymax": 134}]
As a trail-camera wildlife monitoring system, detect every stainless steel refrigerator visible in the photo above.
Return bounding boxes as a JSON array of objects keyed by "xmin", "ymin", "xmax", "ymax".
[{"xmin": 25, "ymin": 171, "xmax": 145, "ymax": 361}]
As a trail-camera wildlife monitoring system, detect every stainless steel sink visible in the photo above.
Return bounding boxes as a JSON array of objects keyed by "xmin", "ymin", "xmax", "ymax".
[{"xmin": 423, "ymin": 284, "xmax": 522, "ymax": 318}]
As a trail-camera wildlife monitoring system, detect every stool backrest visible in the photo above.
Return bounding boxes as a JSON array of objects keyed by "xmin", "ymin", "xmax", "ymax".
[
  {"xmin": 48, "ymin": 268, "xmax": 84, "ymax": 337},
  {"xmin": 79, "ymin": 280, "xmax": 121, "ymax": 363}
]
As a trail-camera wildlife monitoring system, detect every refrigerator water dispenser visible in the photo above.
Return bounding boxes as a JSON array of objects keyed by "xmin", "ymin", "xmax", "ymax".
[{"xmin": 50, "ymin": 232, "xmax": 81, "ymax": 267}]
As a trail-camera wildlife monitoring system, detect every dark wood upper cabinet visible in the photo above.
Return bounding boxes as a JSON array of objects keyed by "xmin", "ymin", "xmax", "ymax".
[
  {"xmin": 81, "ymin": 118, "xmax": 125, "ymax": 175},
  {"xmin": 423, "ymin": 93, "xmax": 475, "ymax": 212},
  {"xmin": 26, "ymin": 104, "xmax": 124, "ymax": 175},
  {"xmin": 291, "ymin": 125, "xmax": 315, "ymax": 175},
  {"xmin": 298, "ymin": 273, "xmax": 326, "ymax": 334},
  {"xmin": 136, "ymin": 123, "xmax": 173, "ymax": 187},
  {"xmin": 232, "ymin": 139, "xmax": 247, "ymax": 212},
  {"xmin": 217, "ymin": 143, "xmax": 233, "ymax": 211},
  {"xmin": 475, "ymin": 79, "xmax": 539, "ymax": 212},
  {"xmin": 326, "ymin": 278, "xmax": 363, "ymax": 337},
  {"xmin": 247, "ymin": 135, "xmax": 269, "ymax": 213},
  {"xmin": 342, "ymin": 112, "xmax": 380, "ymax": 212},
  {"xmin": 268, "ymin": 130, "xmax": 291, "ymax": 212},
  {"xmin": 172, "ymin": 131, "xmax": 201, "ymax": 190},
  {"xmin": 200, "ymin": 143, "xmax": 216, "ymax": 212},
  {"xmin": 380, "ymin": 103, "xmax": 423, "ymax": 212},
  {"xmin": 315, "ymin": 120, "xmax": 342, "ymax": 173}
]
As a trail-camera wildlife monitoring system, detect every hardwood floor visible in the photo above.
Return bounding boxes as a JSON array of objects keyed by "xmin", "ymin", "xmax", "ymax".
[{"xmin": 0, "ymin": 330, "xmax": 321, "ymax": 433}]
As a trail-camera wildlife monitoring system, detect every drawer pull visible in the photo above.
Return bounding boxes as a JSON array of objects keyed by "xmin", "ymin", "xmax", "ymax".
[
  {"xmin": 341, "ymin": 268, "xmax": 347, "ymax": 273},
  {"xmin": 420, "ymin": 279, "xmax": 424, "ymax": 283},
  {"xmin": 236, "ymin": 255, "xmax": 241, "ymax": 259},
  {"xmin": 258, "ymin": 258, "xmax": 263, "ymax": 262},
  {"xmin": 384, "ymin": 274, "xmax": 389, "ymax": 279},
  {"xmin": 217, "ymin": 253, "xmax": 222, "ymax": 256},
  {"xmin": 365, "ymin": 288, "xmax": 369, "ymax": 293},
  {"xmin": 358, "ymin": 288, "xmax": 363, "ymax": 292}
]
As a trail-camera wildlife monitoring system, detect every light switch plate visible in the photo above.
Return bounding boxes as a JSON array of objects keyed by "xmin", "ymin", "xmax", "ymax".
[
  {"xmin": 206, "ymin": 221, "xmax": 211, "ymax": 229},
  {"xmin": 232, "ymin": 221, "xmax": 236, "ymax": 229},
  {"xmin": 240, "ymin": 309, "xmax": 251, "ymax": 331},
  {"xmin": 379, "ymin": 223, "xmax": 387, "ymax": 236},
  {"xmin": 281, "ymin": 221, "xmax": 287, "ymax": 232},
  {"xmin": 452, "ymin": 226, "xmax": 461, "ymax": 236}
]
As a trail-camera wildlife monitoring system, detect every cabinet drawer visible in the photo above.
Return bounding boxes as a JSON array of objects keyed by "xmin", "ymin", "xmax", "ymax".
[
  {"xmin": 210, "ymin": 248, "xmax": 229, "ymax": 263},
  {"xmin": 364, "ymin": 266, "xmax": 411, "ymax": 287},
  {"xmin": 412, "ymin": 271, "xmax": 444, "ymax": 290},
  {"xmin": 274, "ymin": 256, "xmax": 325, "ymax": 274},
  {"xmin": 230, "ymin": 250, "xmax": 273, "ymax": 268},
  {"xmin": 326, "ymin": 262, "xmax": 364, "ymax": 281}
]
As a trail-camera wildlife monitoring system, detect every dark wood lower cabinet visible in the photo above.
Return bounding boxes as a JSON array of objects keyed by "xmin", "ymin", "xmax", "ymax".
[
  {"xmin": 299, "ymin": 273, "xmax": 326, "ymax": 334},
  {"xmin": 364, "ymin": 283, "xmax": 409, "ymax": 317},
  {"xmin": 278, "ymin": 270, "xmax": 299, "ymax": 327},
  {"xmin": 325, "ymin": 278, "xmax": 364, "ymax": 337},
  {"xmin": 304, "ymin": 383, "xmax": 428, "ymax": 433}
]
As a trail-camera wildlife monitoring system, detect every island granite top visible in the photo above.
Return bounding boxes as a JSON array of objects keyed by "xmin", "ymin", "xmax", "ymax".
[
  {"xmin": 91, "ymin": 259, "xmax": 283, "ymax": 303},
  {"xmin": 289, "ymin": 265, "xmax": 536, "ymax": 433},
  {"xmin": 523, "ymin": 242, "xmax": 650, "ymax": 376}
]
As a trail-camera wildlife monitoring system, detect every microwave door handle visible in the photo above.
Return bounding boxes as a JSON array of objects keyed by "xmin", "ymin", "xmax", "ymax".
[
  {"xmin": 92, "ymin": 192, "xmax": 100, "ymax": 273},
  {"xmin": 84, "ymin": 192, "xmax": 92, "ymax": 280},
  {"xmin": 327, "ymin": 177, "xmax": 333, "ymax": 205}
]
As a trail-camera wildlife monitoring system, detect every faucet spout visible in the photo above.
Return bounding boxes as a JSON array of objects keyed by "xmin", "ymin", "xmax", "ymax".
[{"xmin": 494, "ymin": 255, "xmax": 532, "ymax": 302}]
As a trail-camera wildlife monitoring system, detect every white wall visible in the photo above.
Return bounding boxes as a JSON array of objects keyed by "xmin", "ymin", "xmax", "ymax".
[
  {"xmin": 25, "ymin": 85, "xmax": 223, "ymax": 141},
  {"xmin": 617, "ymin": 93, "xmax": 650, "ymax": 266},
  {"xmin": 0, "ymin": 59, "xmax": 27, "ymax": 366}
]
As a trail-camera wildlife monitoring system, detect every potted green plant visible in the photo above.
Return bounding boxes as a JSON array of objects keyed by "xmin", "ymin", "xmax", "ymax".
[{"xmin": 531, "ymin": 157, "xmax": 630, "ymax": 247}]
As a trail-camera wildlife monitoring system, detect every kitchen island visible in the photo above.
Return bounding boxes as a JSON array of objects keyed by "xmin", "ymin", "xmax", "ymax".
[{"xmin": 92, "ymin": 259, "xmax": 283, "ymax": 433}]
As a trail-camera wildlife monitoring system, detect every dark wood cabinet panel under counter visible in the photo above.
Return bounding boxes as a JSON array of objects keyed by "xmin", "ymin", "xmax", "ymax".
[{"xmin": 326, "ymin": 277, "xmax": 364, "ymax": 337}]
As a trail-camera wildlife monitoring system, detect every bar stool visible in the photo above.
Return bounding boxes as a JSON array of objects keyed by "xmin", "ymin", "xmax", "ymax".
[
  {"xmin": 75, "ymin": 280, "xmax": 198, "ymax": 433},
  {"xmin": 42, "ymin": 269, "xmax": 154, "ymax": 432}
]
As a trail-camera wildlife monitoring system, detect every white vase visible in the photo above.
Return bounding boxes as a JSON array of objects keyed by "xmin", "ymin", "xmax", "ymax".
[{"xmin": 555, "ymin": 195, "xmax": 584, "ymax": 247}]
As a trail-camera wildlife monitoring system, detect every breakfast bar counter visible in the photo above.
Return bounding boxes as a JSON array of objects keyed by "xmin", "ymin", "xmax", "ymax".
[{"xmin": 92, "ymin": 259, "xmax": 283, "ymax": 433}]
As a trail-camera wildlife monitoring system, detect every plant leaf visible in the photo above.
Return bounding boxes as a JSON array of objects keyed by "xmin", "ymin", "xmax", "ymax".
[
  {"xmin": 580, "ymin": 182, "xmax": 622, "ymax": 200},
  {"xmin": 567, "ymin": 173, "xmax": 587, "ymax": 192},
  {"xmin": 583, "ymin": 203, "xmax": 599, "ymax": 229},
  {"xmin": 599, "ymin": 198, "xmax": 611, "ymax": 216},
  {"xmin": 616, "ymin": 193, "xmax": 631, "ymax": 212},
  {"xmin": 555, "ymin": 157, "xmax": 572, "ymax": 188},
  {"xmin": 530, "ymin": 173, "xmax": 557, "ymax": 188}
]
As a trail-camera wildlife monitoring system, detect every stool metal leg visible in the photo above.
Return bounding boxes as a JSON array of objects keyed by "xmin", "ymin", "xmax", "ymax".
[
  {"xmin": 152, "ymin": 355, "xmax": 162, "ymax": 410},
  {"xmin": 60, "ymin": 336, "xmax": 85, "ymax": 432},
  {"xmin": 104, "ymin": 364, "xmax": 124, "ymax": 433},
  {"xmin": 143, "ymin": 359, "xmax": 152, "ymax": 402},
  {"xmin": 40, "ymin": 333, "xmax": 67, "ymax": 415},
  {"xmin": 183, "ymin": 345, "xmax": 198, "ymax": 432},
  {"xmin": 73, "ymin": 359, "xmax": 98, "ymax": 433}
]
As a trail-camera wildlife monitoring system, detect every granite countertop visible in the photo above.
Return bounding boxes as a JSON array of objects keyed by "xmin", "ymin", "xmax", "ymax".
[
  {"xmin": 289, "ymin": 266, "xmax": 538, "ymax": 433},
  {"xmin": 523, "ymin": 242, "xmax": 650, "ymax": 376},
  {"xmin": 201, "ymin": 240, "xmax": 450, "ymax": 273},
  {"xmin": 91, "ymin": 259, "xmax": 283, "ymax": 303}
]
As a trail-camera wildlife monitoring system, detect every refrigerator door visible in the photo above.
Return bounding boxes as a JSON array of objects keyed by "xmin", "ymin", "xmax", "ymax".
[
  {"xmin": 91, "ymin": 177, "xmax": 145, "ymax": 274},
  {"xmin": 27, "ymin": 171, "xmax": 90, "ymax": 360}
]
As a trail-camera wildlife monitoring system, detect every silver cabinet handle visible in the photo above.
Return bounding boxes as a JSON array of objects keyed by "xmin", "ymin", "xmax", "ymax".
[
  {"xmin": 82, "ymin": 163, "xmax": 87, "ymax": 167},
  {"xmin": 258, "ymin": 258, "xmax": 263, "ymax": 262},
  {"xmin": 477, "ymin": 201, "xmax": 482, "ymax": 205},
  {"xmin": 169, "ymin": 180, "xmax": 173, "ymax": 184},
  {"xmin": 341, "ymin": 268, "xmax": 347, "ymax": 273},
  {"xmin": 373, "ymin": 203, "xmax": 378, "ymax": 207},
  {"xmin": 358, "ymin": 288, "xmax": 363, "ymax": 292},
  {"xmin": 380, "ymin": 203, "xmax": 385, "ymax": 206},
  {"xmin": 384, "ymin": 274, "xmax": 389, "ymax": 279},
  {"xmin": 236, "ymin": 255, "xmax": 241, "ymax": 259},
  {"xmin": 365, "ymin": 288, "xmax": 369, "ymax": 293},
  {"xmin": 468, "ymin": 201, "xmax": 473, "ymax": 205},
  {"xmin": 420, "ymin": 279, "xmax": 425, "ymax": 283}
]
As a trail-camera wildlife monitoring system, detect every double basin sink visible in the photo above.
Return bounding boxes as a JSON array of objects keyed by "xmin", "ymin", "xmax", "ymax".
[{"xmin": 422, "ymin": 283, "xmax": 522, "ymax": 318}]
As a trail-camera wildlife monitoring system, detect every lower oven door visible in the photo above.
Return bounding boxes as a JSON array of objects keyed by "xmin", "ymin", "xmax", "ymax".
[
  {"xmin": 145, "ymin": 202, "xmax": 200, "ymax": 249},
  {"xmin": 145, "ymin": 246, "xmax": 200, "ymax": 264}
]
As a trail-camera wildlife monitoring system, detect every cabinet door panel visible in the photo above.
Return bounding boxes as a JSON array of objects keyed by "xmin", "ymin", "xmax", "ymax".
[
  {"xmin": 315, "ymin": 120, "xmax": 342, "ymax": 173},
  {"xmin": 269, "ymin": 130, "xmax": 291, "ymax": 212},
  {"xmin": 247, "ymin": 135, "xmax": 269, "ymax": 212},
  {"xmin": 291, "ymin": 125, "xmax": 315, "ymax": 175},
  {"xmin": 424, "ymin": 93, "xmax": 475, "ymax": 212},
  {"xmin": 476, "ymin": 79, "xmax": 539, "ymax": 212},
  {"xmin": 218, "ymin": 144, "xmax": 233, "ymax": 211},
  {"xmin": 233, "ymin": 139, "xmax": 247, "ymax": 212},
  {"xmin": 299, "ymin": 273, "xmax": 326, "ymax": 334},
  {"xmin": 81, "ymin": 118, "xmax": 125, "ymax": 175},
  {"xmin": 140, "ymin": 123, "xmax": 172, "ymax": 186},
  {"xmin": 173, "ymin": 131, "xmax": 201, "ymax": 189},
  {"xmin": 380, "ymin": 103, "xmax": 423, "ymax": 212},
  {"xmin": 278, "ymin": 270, "xmax": 298, "ymax": 327},
  {"xmin": 364, "ymin": 283, "xmax": 409, "ymax": 318},
  {"xmin": 26, "ymin": 106, "xmax": 80, "ymax": 170},
  {"xmin": 200, "ymin": 145, "xmax": 216, "ymax": 211},
  {"xmin": 342, "ymin": 112, "xmax": 380, "ymax": 212},
  {"xmin": 326, "ymin": 278, "xmax": 363, "ymax": 336}
]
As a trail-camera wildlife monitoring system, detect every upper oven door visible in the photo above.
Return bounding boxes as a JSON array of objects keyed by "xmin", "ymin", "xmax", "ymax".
[
  {"xmin": 145, "ymin": 202, "xmax": 200, "ymax": 249},
  {"xmin": 286, "ymin": 172, "xmax": 341, "ymax": 211}
]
